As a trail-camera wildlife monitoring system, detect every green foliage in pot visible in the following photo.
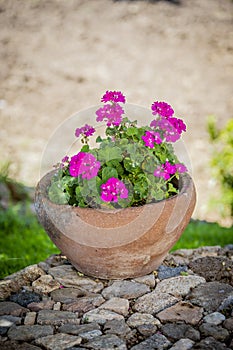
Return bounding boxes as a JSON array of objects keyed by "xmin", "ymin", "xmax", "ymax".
[
  {"xmin": 208, "ymin": 116, "xmax": 233, "ymax": 218},
  {"xmin": 48, "ymin": 91, "xmax": 188, "ymax": 209}
]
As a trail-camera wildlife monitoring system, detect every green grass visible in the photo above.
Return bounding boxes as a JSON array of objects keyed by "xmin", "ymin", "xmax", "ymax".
[
  {"xmin": 0, "ymin": 204, "xmax": 59, "ymax": 279},
  {"xmin": 172, "ymin": 219, "xmax": 233, "ymax": 251},
  {"xmin": 0, "ymin": 204, "xmax": 232, "ymax": 279}
]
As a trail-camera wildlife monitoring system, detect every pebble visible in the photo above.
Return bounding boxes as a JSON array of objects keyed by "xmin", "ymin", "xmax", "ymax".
[
  {"xmin": 161, "ymin": 323, "xmax": 200, "ymax": 341},
  {"xmin": 199, "ymin": 323, "xmax": 229, "ymax": 342},
  {"xmin": 0, "ymin": 246, "xmax": 233, "ymax": 349},
  {"xmin": 133, "ymin": 291, "xmax": 180, "ymax": 314},
  {"xmin": 9, "ymin": 291, "xmax": 41, "ymax": 308},
  {"xmin": 203, "ymin": 311, "xmax": 226, "ymax": 325},
  {"xmin": 8, "ymin": 324, "xmax": 54, "ymax": 341},
  {"xmin": 82, "ymin": 308, "xmax": 124, "ymax": 325},
  {"xmin": 169, "ymin": 338, "xmax": 195, "ymax": 350},
  {"xmin": 127, "ymin": 312, "xmax": 160, "ymax": 329},
  {"xmin": 32, "ymin": 274, "xmax": 60, "ymax": 294},
  {"xmin": 155, "ymin": 275, "xmax": 206, "ymax": 297},
  {"xmin": 102, "ymin": 280, "xmax": 150, "ymax": 300},
  {"xmin": 98, "ymin": 297, "xmax": 129, "ymax": 316},
  {"xmin": 48, "ymin": 265, "xmax": 104, "ymax": 293},
  {"xmin": 156, "ymin": 301, "xmax": 203, "ymax": 325},
  {"xmin": 62, "ymin": 296, "xmax": 105, "ymax": 314},
  {"xmin": 37, "ymin": 310, "xmax": 80, "ymax": 326},
  {"xmin": 157, "ymin": 264, "xmax": 188, "ymax": 280},
  {"xmin": 24, "ymin": 312, "xmax": 36, "ymax": 325},
  {"xmin": 132, "ymin": 274, "xmax": 156, "ymax": 287},
  {"xmin": 130, "ymin": 333, "xmax": 171, "ymax": 349},
  {"xmin": 35, "ymin": 333, "xmax": 82, "ymax": 350},
  {"xmin": 186, "ymin": 281, "xmax": 233, "ymax": 312},
  {"xmin": 104, "ymin": 319, "xmax": 132, "ymax": 337},
  {"xmin": 83, "ymin": 333, "xmax": 127, "ymax": 349}
]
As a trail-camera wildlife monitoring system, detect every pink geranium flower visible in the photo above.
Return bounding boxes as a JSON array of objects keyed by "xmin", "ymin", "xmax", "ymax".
[
  {"xmin": 100, "ymin": 177, "xmax": 128, "ymax": 202},
  {"xmin": 69, "ymin": 152, "xmax": 101, "ymax": 179},
  {"xmin": 101, "ymin": 90, "xmax": 126, "ymax": 104}
]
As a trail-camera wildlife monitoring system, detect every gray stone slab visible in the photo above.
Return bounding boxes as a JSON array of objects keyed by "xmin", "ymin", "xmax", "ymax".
[
  {"xmin": 133, "ymin": 291, "xmax": 180, "ymax": 314},
  {"xmin": 186, "ymin": 281, "xmax": 233, "ymax": 312},
  {"xmin": 35, "ymin": 333, "xmax": 82, "ymax": 350},
  {"xmin": 83, "ymin": 334, "xmax": 127, "ymax": 349},
  {"xmin": 7, "ymin": 324, "xmax": 53, "ymax": 341},
  {"xmin": 130, "ymin": 333, "xmax": 171, "ymax": 349},
  {"xmin": 102, "ymin": 280, "xmax": 150, "ymax": 300},
  {"xmin": 37, "ymin": 310, "xmax": 80, "ymax": 326}
]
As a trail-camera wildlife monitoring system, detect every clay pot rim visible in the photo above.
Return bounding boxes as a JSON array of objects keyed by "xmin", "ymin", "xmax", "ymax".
[{"xmin": 39, "ymin": 170, "xmax": 193, "ymax": 214}]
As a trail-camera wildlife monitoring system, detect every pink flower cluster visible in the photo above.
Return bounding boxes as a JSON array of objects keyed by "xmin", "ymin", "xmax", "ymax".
[
  {"xmin": 151, "ymin": 101, "xmax": 174, "ymax": 118},
  {"xmin": 101, "ymin": 90, "xmax": 126, "ymax": 104},
  {"xmin": 75, "ymin": 124, "xmax": 95, "ymax": 138},
  {"xmin": 154, "ymin": 161, "xmax": 187, "ymax": 180},
  {"xmin": 69, "ymin": 152, "xmax": 101, "ymax": 180},
  {"xmin": 148, "ymin": 101, "xmax": 186, "ymax": 143},
  {"xmin": 141, "ymin": 131, "xmax": 162, "ymax": 148},
  {"xmin": 96, "ymin": 104, "xmax": 125, "ymax": 127},
  {"xmin": 100, "ymin": 177, "xmax": 128, "ymax": 202},
  {"xmin": 96, "ymin": 90, "xmax": 126, "ymax": 127},
  {"xmin": 150, "ymin": 117, "xmax": 186, "ymax": 143}
]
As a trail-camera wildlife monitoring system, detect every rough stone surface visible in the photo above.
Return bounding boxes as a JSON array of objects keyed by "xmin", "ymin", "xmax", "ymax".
[
  {"xmin": 186, "ymin": 281, "xmax": 233, "ymax": 312},
  {"xmin": 203, "ymin": 311, "xmax": 226, "ymax": 325},
  {"xmin": 35, "ymin": 333, "xmax": 82, "ymax": 350},
  {"xmin": 0, "ymin": 302, "xmax": 28, "ymax": 317},
  {"xmin": 58, "ymin": 322, "xmax": 100, "ymax": 335},
  {"xmin": 9, "ymin": 291, "xmax": 41, "ymax": 308},
  {"xmin": 169, "ymin": 338, "xmax": 195, "ymax": 350},
  {"xmin": 48, "ymin": 265, "xmax": 104, "ymax": 293},
  {"xmin": 193, "ymin": 336, "xmax": 231, "ymax": 350},
  {"xmin": 104, "ymin": 319, "xmax": 132, "ymax": 337},
  {"xmin": 27, "ymin": 300, "xmax": 55, "ymax": 311},
  {"xmin": 130, "ymin": 333, "xmax": 171, "ymax": 349},
  {"xmin": 0, "ymin": 341, "xmax": 42, "ymax": 350},
  {"xmin": 155, "ymin": 275, "xmax": 206, "ymax": 297},
  {"xmin": 83, "ymin": 308, "xmax": 124, "ymax": 325},
  {"xmin": 161, "ymin": 323, "xmax": 201, "ymax": 341},
  {"xmin": 133, "ymin": 291, "xmax": 180, "ymax": 314},
  {"xmin": 32, "ymin": 274, "xmax": 61, "ymax": 294},
  {"xmin": 127, "ymin": 312, "xmax": 160, "ymax": 329},
  {"xmin": 98, "ymin": 297, "xmax": 129, "ymax": 316},
  {"xmin": 132, "ymin": 274, "xmax": 156, "ymax": 288},
  {"xmin": 156, "ymin": 301, "xmax": 203, "ymax": 325},
  {"xmin": 83, "ymin": 334, "xmax": 127, "ymax": 349},
  {"xmin": 1, "ymin": 246, "xmax": 233, "ymax": 349},
  {"xmin": 0, "ymin": 265, "xmax": 45, "ymax": 299},
  {"xmin": 50, "ymin": 287, "xmax": 87, "ymax": 303},
  {"xmin": 189, "ymin": 256, "xmax": 233, "ymax": 285},
  {"xmin": 37, "ymin": 309, "xmax": 80, "ymax": 326},
  {"xmin": 102, "ymin": 280, "xmax": 150, "ymax": 300},
  {"xmin": 199, "ymin": 323, "xmax": 229, "ymax": 342},
  {"xmin": 157, "ymin": 264, "xmax": 188, "ymax": 280},
  {"xmin": 24, "ymin": 312, "xmax": 37, "ymax": 325},
  {"xmin": 223, "ymin": 317, "xmax": 233, "ymax": 331},
  {"xmin": 8, "ymin": 324, "xmax": 54, "ymax": 341},
  {"xmin": 62, "ymin": 295, "xmax": 105, "ymax": 314}
]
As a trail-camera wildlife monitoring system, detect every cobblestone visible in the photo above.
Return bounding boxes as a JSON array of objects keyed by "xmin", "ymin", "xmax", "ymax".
[{"xmin": 0, "ymin": 246, "xmax": 232, "ymax": 349}]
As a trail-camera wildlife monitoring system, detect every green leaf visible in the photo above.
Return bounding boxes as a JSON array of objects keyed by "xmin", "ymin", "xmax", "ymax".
[
  {"xmin": 96, "ymin": 136, "xmax": 103, "ymax": 143},
  {"xmin": 98, "ymin": 146, "xmax": 122, "ymax": 162},
  {"xmin": 102, "ymin": 167, "xmax": 118, "ymax": 182},
  {"xmin": 48, "ymin": 181, "xmax": 70, "ymax": 204},
  {"xmin": 126, "ymin": 127, "xmax": 138, "ymax": 136},
  {"xmin": 106, "ymin": 160, "xmax": 124, "ymax": 177},
  {"xmin": 80, "ymin": 145, "xmax": 90, "ymax": 152}
]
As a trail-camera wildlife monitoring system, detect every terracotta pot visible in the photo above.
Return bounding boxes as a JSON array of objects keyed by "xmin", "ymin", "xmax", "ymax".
[{"xmin": 35, "ymin": 171, "xmax": 196, "ymax": 279}]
